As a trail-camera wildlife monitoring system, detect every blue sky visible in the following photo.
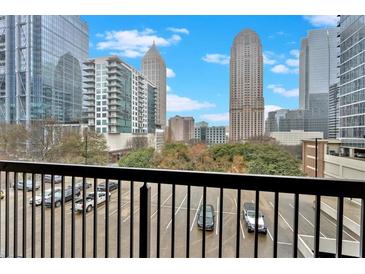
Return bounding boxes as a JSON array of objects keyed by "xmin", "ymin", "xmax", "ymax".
[{"xmin": 83, "ymin": 15, "xmax": 338, "ymax": 126}]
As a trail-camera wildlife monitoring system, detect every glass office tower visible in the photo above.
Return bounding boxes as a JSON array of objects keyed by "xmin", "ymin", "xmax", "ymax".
[
  {"xmin": 0, "ymin": 15, "xmax": 88, "ymax": 124},
  {"xmin": 338, "ymin": 15, "xmax": 365, "ymax": 148}
]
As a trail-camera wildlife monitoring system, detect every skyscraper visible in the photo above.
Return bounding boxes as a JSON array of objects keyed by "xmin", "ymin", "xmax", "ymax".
[
  {"xmin": 338, "ymin": 15, "xmax": 365, "ymax": 148},
  {"xmin": 229, "ymin": 29, "xmax": 264, "ymax": 142},
  {"xmin": 142, "ymin": 42, "xmax": 166, "ymax": 128},
  {"xmin": 299, "ymin": 28, "xmax": 338, "ymax": 138},
  {"xmin": 0, "ymin": 16, "xmax": 88, "ymax": 125}
]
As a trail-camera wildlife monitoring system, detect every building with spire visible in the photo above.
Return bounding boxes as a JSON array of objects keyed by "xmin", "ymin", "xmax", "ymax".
[
  {"xmin": 229, "ymin": 29, "xmax": 264, "ymax": 142},
  {"xmin": 141, "ymin": 41, "xmax": 167, "ymax": 128}
]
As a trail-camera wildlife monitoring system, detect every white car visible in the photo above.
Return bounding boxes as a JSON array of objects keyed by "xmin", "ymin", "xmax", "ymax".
[
  {"xmin": 29, "ymin": 188, "xmax": 61, "ymax": 206},
  {"xmin": 74, "ymin": 191, "xmax": 111, "ymax": 213},
  {"xmin": 243, "ymin": 202, "xmax": 267, "ymax": 234}
]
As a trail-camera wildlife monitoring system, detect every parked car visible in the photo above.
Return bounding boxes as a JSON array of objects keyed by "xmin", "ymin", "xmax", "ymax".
[
  {"xmin": 75, "ymin": 181, "xmax": 92, "ymax": 190},
  {"xmin": 74, "ymin": 191, "xmax": 111, "ymax": 213},
  {"xmin": 197, "ymin": 204, "xmax": 215, "ymax": 231},
  {"xmin": 96, "ymin": 180, "xmax": 118, "ymax": 192},
  {"xmin": 0, "ymin": 189, "xmax": 4, "ymax": 199},
  {"xmin": 15, "ymin": 180, "xmax": 40, "ymax": 191},
  {"xmin": 44, "ymin": 186, "xmax": 81, "ymax": 208},
  {"xmin": 243, "ymin": 202, "xmax": 267, "ymax": 234},
  {"xmin": 44, "ymin": 174, "xmax": 63, "ymax": 184},
  {"xmin": 29, "ymin": 188, "xmax": 61, "ymax": 206},
  {"xmin": 355, "ymin": 152, "xmax": 365, "ymax": 158}
]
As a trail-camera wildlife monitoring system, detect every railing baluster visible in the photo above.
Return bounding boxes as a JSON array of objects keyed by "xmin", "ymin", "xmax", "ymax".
[
  {"xmin": 22, "ymin": 172, "xmax": 27, "ymax": 258},
  {"xmin": 254, "ymin": 190, "xmax": 259, "ymax": 258},
  {"xmin": 336, "ymin": 196, "xmax": 344, "ymax": 258},
  {"xmin": 105, "ymin": 179, "xmax": 109, "ymax": 258},
  {"xmin": 71, "ymin": 176, "xmax": 75, "ymax": 258},
  {"xmin": 360, "ymin": 197, "xmax": 365, "ymax": 258},
  {"xmin": 61, "ymin": 175, "xmax": 65, "ymax": 258},
  {"xmin": 314, "ymin": 195, "xmax": 321, "ymax": 258},
  {"xmin": 82, "ymin": 177, "xmax": 86, "ymax": 258},
  {"xmin": 93, "ymin": 178, "xmax": 98, "ymax": 258},
  {"xmin": 50, "ymin": 175, "xmax": 55, "ymax": 258},
  {"xmin": 31, "ymin": 173, "xmax": 36, "ymax": 258},
  {"xmin": 117, "ymin": 179, "xmax": 121, "ymax": 258},
  {"xmin": 171, "ymin": 183, "xmax": 176, "ymax": 258},
  {"xmin": 156, "ymin": 182, "xmax": 161, "ymax": 258},
  {"xmin": 13, "ymin": 172, "xmax": 18, "ymax": 258},
  {"xmin": 293, "ymin": 193, "xmax": 299, "ymax": 258},
  {"xmin": 273, "ymin": 192, "xmax": 279, "ymax": 258},
  {"xmin": 202, "ymin": 186, "xmax": 207, "ymax": 258},
  {"xmin": 130, "ymin": 181, "xmax": 134, "ymax": 258},
  {"xmin": 186, "ymin": 185, "xmax": 191, "ymax": 258},
  {"xmin": 0, "ymin": 172, "xmax": 2, "ymax": 256},
  {"xmin": 5, "ymin": 172, "xmax": 9, "ymax": 258},
  {"xmin": 139, "ymin": 182, "xmax": 151, "ymax": 258},
  {"xmin": 218, "ymin": 187, "xmax": 223, "ymax": 258},
  {"xmin": 236, "ymin": 189, "xmax": 241, "ymax": 258},
  {"xmin": 41, "ymin": 174, "xmax": 45, "ymax": 258}
]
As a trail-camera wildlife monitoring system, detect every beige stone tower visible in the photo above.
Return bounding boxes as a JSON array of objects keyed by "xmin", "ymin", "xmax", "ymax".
[
  {"xmin": 229, "ymin": 29, "xmax": 264, "ymax": 142},
  {"xmin": 142, "ymin": 41, "xmax": 167, "ymax": 128}
]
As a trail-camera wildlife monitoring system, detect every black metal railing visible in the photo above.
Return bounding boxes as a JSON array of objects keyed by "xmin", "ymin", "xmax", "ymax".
[{"xmin": 0, "ymin": 160, "xmax": 365, "ymax": 258}]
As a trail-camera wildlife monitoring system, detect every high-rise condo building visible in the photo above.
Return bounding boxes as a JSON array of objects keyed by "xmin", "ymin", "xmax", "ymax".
[
  {"xmin": 299, "ymin": 28, "xmax": 338, "ymax": 138},
  {"xmin": 229, "ymin": 29, "xmax": 264, "ymax": 142},
  {"xmin": 83, "ymin": 56, "xmax": 156, "ymax": 135},
  {"xmin": 0, "ymin": 16, "xmax": 88, "ymax": 124},
  {"xmin": 328, "ymin": 83, "xmax": 340, "ymax": 139},
  {"xmin": 338, "ymin": 15, "xmax": 365, "ymax": 148},
  {"xmin": 142, "ymin": 42, "xmax": 166, "ymax": 128}
]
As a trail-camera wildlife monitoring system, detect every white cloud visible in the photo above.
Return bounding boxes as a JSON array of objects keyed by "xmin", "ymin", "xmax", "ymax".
[
  {"xmin": 166, "ymin": 85, "xmax": 171, "ymax": 92},
  {"xmin": 271, "ymin": 64, "xmax": 290, "ymax": 74},
  {"xmin": 166, "ymin": 27, "xmax": 189, "ymax": 35},
  {"xmin": 303, "ymin": 16, "xmax": 338, "ymax": 27},
  {"xmin": 271, "ymin": 64, "xmax": 298, "ymax": 74},
  {"xmin": 167, "ymin": 94, "xmax": 215, "ymax": 112},
  {"xmin": 263, "ymin": 53, "xmax": 276, "ymax": 65},
  {"xmin": 166, "ymin": 68, "xmax": 176, "ymax": 78},
  {"xmin": 286, "ymin": 58, "xmax": 299, "ymax": 67},
  {"xmin": 200, "ymin": 113, "xmax": 229, "ymax": 122},
  {"xmin": 96, "ymin": 28, "xmax": 182, "ymax": 58},
  {"xmin": 202, "ymin": 53, "xmax": 229, "ymax": 65},
  {"xmin": 265, "ymin": 105, "xmax": 283, "ymax": 120},
  {"xmin": 267, "ymin": 84, "xmax": 299, "ymax": 97},
  {"xmin": 290, "ymin": 49, "xmax": 300, "ymax": 58}
]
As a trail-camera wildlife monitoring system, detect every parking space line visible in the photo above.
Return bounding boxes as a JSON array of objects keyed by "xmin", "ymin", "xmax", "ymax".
[
  {"xmin": 123, "ymin": 192, "xmax": 158, "ymax": 222},
  {"xmin": 234, "ymin": 198, "xmax": 245, "ymax": 239},
  {"xmin": 278, "ymin": 241, "xmax": 292, "ymax": 246},
  {"xmin": 269, "ymin": 201, "xmax": 293, "ymax": 232},
  {"xmin": 288, "ymin": 203, "xmax": 327, "ymax": 238},
  {"xmin": 165, "ymin": 194, "xmax": 187, "ymax": 230},
  {"xmin": 267, "ymin": 228, "xmax": 273, "ymax": 241},
  {"xmin": 190, "ymin": 195, "xmax": 203, "ymax": 232},
  {"xmin": 151, "ymin": 193, "xmax": 172, "ymax": 219}
]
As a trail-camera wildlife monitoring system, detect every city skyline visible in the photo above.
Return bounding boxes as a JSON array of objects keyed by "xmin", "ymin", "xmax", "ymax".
[{"xmin": 84, "ymin": 15, "xmax": 339, "ymax": 126}]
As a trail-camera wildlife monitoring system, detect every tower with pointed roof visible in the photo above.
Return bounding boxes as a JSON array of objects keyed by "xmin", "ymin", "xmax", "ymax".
[
  {"xmin": 142, "ymin": 41, "xmax": 166, "ymax": 128},
  {"xmin": 229, "ymin": 28, "xmax": 264, "ymax": 142}
]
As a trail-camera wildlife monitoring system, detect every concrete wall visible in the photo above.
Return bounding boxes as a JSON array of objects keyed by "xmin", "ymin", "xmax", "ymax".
[
  {"xmin": 324, "ymin": 154, "xmax": 365, "ymax": 180},
  {"xmin": 104, "ymin": 133, "xmax": 156, "ymax": 152}
]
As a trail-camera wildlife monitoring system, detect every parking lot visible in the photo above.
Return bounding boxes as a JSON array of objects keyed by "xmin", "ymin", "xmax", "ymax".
[{"xmin": 0, "ymin": 175, "xmax": 360, "ymax": 257}]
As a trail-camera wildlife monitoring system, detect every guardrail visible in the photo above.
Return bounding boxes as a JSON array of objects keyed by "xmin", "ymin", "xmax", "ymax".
[{"xmin": 0, "ymin": 160, "xmax": 365, "ymax": 258}]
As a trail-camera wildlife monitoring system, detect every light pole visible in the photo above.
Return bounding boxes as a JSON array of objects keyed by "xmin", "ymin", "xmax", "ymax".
[{"xmin": 84, "ymin": 127, "xmax": 88, "ymax": 165}]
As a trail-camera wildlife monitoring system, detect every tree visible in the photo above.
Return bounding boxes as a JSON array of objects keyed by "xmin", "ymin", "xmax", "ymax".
[
  {"xmin": 126, "ymin": 136, "xmax": 148, "ymax": 150},
  {"xmin": 81, "ymin": 130, "xmax": 108, "ymax": 165},
  {"xmin": 119, "ymin": 148, "xmax": 155, "ymax": 168},
  {"xmin": 0, "ymin": 123, "xmax": 27, "ymax": 159}
]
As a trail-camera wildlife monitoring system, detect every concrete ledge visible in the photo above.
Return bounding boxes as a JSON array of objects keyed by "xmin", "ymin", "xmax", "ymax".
[
  {"xmin": 321, "ymin": 201, "xmax": 360, "ymax": 236},
  {"xmin": 298, "ymin": 234, "xmax": 359, "ymax": 258}
]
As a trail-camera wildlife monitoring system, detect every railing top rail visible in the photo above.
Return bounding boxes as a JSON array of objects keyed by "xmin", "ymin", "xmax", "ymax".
[{"xmin": 1, "ymin": 160, "xmax": 365, "ymax": 198}]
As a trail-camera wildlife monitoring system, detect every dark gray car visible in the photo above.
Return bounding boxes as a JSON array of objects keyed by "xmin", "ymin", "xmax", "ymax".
[
  {"xmin": 44, "ymin": 187, "xmax": 81, "ymax": 208},
  {"xmin": 197, "ymin": 204, "xmax": 215, "ymax": 231}
]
